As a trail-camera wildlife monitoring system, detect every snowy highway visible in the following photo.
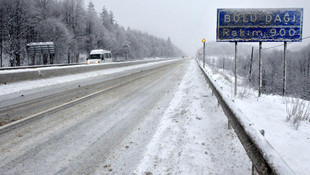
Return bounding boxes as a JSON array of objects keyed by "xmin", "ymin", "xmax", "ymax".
[{"xmin": 0, "ymin": 59, "xmax": 251, "ymax": 175}]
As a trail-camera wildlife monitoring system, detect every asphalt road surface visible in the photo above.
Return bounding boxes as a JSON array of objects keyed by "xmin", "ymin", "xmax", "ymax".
[{"xmin": 0, "ymin": 59, "xmax": 190, "ymax": 174}]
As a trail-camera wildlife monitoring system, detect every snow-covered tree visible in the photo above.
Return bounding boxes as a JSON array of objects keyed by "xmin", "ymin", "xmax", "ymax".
[
  {"xmin": 0, "ymin": 0, "xmax": 183, "ymax": 66},
  {"xmin": 37, "ymin": 18, "xmax": 73, "ymax": 64}
]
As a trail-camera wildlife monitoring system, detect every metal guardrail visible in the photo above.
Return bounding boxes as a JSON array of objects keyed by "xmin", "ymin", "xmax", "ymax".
[
  {"xmin": 0, "ymin": 59, "xmax": 178, "ymax": 84},
  {"xmin": 0, "ymin": 63, "xmax": 84, "ymax": 71},
  {"xmin": 0, "ymin": 58, "xmax": 177, "ymax": 71},
  {"xmin": 197, "ymin": 60, "xmax": 295, "ymax": 175}
]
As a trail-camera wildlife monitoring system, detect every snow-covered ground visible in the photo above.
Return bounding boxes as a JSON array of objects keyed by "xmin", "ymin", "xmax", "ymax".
[
  {"xmin": 201, "ymin": 61, "xmax": 310, "ymax": 174},
  {"xmin": 134, "ymin": 60, "xmax": 251, "ymax": 174}
]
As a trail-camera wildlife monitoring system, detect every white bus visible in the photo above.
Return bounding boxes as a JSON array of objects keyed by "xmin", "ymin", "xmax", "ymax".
[{"xmin": 87, "ymin": 49, "xmax": 112, "ymax": 64}]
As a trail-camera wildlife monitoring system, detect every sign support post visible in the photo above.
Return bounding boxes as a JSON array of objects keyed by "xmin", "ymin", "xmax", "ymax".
[
  {"xmin": 234, "ymin": 42, "xmax": 238, "ymax": 96},
  {"xmin": 283, "ymin": 41, "xmax": 287, "ymax": 96},
  {"xmin": 202, "ymin": 38, "xmax": 206, "ymax": 68},
  {"xmin": 258, "ymin": 42, "xmax": 262, "ymax": 97},
  {"xmin": 248, "ymin": 47, "xmax": 254, "ymax": 82},
  {"xmin": 27, "ymin": 42, "xmax": 55, "ymax": 65}
]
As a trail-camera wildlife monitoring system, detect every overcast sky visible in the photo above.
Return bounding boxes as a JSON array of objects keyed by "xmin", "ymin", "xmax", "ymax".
[{"xmin": 91, "ymin": 0, "xmax": 310, "ymax": 55}]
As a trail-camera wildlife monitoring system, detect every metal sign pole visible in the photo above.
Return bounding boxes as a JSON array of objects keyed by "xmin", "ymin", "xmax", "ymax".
[
  {"xmin": 203, "ymin": 41, "xmax": 206, "ymax": 68},
  {"xmin": 248, "ymin": 47, "xmax": 254, "ymax": 82},
  {"xmin": 234, "ymin": 42, "xmax": 238, "ymax": 96},
  {"xmin": 258, "ymin": 42, "xmax": 262, "ymax": 97},
  {"xmin": 283, "ymin": 41, "xmax": 287, "ymax": 96}
]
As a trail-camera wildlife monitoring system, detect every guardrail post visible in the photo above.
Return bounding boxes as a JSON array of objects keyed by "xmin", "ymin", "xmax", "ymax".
[
  {"xmin": 228, "ymin": 121, "xmax": 232, "ymax": 129},
  {"xmin": 252, "ymin": 130, "xmax": 265, "ymax": 175},
  {"xmin": 252, "ymin": 165, "xmax": 258, "ymax": 175},
  {"xmin": 260, "ymin": 129, "xmax": 265, "ymax": 136}
]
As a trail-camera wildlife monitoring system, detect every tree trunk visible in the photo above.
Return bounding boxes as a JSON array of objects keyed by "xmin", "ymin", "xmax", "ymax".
[
  {"xmin": 43, "ymin": 54, "xmax": 48, "ymax": 65},
  {"xmin": 0, "ymin": 31, "xmax": 2, "ymax": 67},
  {"xmin": 76, "ymin": 53, "xmax": 79, "ymax": 63},
  {"xmin": 15, "ymin": 52, "xmax": 21, "ymax": 66},
  {"xmin": 68, "ymin": 52, "xmax": 71, "ymax": 64},
  {"xmin": 0, "ymin": 9, "xmax": 2, "ymax": 67},
  {"xmin": 31, "ymin": 54, "xmax": 35, "ymax": 65},
  {"xmin": 50, "ymin": 54, "xmax": 54, "ymax": 64},
  {"xmin": 10, "ymin": 53, "xmax": 15, "ymax": 67}
]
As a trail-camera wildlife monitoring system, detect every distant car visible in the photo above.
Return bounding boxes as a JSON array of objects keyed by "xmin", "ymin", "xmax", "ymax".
[{"xmin": 87, "ymin": 49, "xmax": 112, "ymax": 64}]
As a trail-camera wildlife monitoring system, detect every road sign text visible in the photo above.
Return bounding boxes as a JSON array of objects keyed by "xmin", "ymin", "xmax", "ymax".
[{"xmin": 217, "ymin": 8, "xmax": 303, "ymax": 42}]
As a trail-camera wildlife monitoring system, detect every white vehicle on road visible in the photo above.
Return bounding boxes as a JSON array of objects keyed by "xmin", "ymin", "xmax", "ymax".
[{"xmin": 87, "ymin": 49, "xmax": 112, "ymax": 64}]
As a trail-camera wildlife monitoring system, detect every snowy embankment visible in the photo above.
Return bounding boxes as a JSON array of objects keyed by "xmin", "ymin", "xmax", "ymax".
[
  {"xmin": 134, "ymin": 60, "xmax": 251, "ymax": 174},
  {"xmin": 202, "ymin": 62, "xmax": 310, "ymax": 174}
]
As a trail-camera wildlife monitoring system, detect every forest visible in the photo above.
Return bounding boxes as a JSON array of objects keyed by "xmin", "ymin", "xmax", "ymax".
[
  {"xmin": 201, "ymin": 42, "xmax": 310, "ymax": 100},
  {"xmin": 0, "ymin": 0, "xmax": 183, "ymax": 67}
]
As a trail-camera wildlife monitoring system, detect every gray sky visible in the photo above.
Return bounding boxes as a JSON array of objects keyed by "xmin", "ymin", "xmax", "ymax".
[{"xmin": 91, "ymin": 0, "xmax": 310, "ymax": 55}]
